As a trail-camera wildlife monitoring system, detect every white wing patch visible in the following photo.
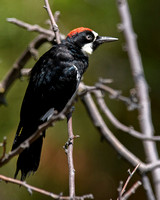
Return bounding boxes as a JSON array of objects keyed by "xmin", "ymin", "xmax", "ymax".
[{"xmin": 73, "ymin": 65, "xmax": 81, "ymax": 83}]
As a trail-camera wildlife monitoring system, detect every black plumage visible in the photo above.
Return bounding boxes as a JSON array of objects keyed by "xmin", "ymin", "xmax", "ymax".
[
  {"xmin": 11, "ymin": 27, "xmax": 117, "ymax": 180},
  {"xmin": 12, "ymin": 35, "xmax": 88, "ymax": 180}
]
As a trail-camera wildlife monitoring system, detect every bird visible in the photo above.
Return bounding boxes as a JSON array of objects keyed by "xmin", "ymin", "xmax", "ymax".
[{"xmin": 11, "ymin": 27, "xmax": 118, "ymax": 180}]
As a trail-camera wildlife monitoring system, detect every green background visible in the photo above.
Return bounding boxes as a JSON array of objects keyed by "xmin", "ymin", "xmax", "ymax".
[{"xmin": 0, "ymin": 0, "xmax": 160, "ymax": 199}]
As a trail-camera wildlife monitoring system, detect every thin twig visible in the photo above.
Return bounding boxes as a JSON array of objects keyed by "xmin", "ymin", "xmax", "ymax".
[
  {"xmin": 0, "ymin": 174, "xmax": 93, "ymax": 200},
  {"xmin": 44, "ymin": 0, "xmax": 61, "ymax": 44},
  {"xmin": 121, "ymin": 181, "xmax": 142, "ymax": 200},
  {"xmin": 119, "ymin": 163, "xmax": 140, "ymax": 197}
]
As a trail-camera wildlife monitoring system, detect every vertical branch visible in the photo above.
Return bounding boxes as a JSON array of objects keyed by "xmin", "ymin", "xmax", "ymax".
[
  {"xmin": 44, "ymin": 0, "xmax": 61, "ymax": 44},
  {"xmin": 142, "ymin": 175, "xmax": 155, "ymax": 200},
  {"xmin": 116, "ymin": 0, "xmax": 160, "ymax": 199},
  {"xmin": 67, "ymin": 113, "xmax": 76, "ymax": 199}
]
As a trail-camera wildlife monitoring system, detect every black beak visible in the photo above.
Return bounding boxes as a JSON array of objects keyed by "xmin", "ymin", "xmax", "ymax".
[
  {"xmin": 93, "ymin": 36, "xmax": 118, "ymax": 51},
  {"xmin": 95, "ymin": 36, "xmax": 118, "ymax": 44}
]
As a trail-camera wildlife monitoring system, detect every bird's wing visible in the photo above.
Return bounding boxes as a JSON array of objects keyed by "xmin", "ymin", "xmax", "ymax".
[{"xmin": 20, "ymin": 46, "xmax": 79, "ymax": 126}]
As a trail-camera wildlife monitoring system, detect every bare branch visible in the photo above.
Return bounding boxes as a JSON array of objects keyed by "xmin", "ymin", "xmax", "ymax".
[
  {"xmin": 78, "ymin": 82, "xmax": 138, "ymax": 111},
  {"xmin": 0, "ymin": 174, "xmax": 93, "ymax": 200},
  {"xmin": 143, "ymin": 161, "xmax": 160, "ymax": 173},
  {"xmin": 141, "ymin": 175, "xmax": 155, "ymax": 200},
  {"xmin": 7, "ymin": 18, "xmax": 55, "ymax": 38},
  {"xmin": 0, "ymin": 34, "xmax": 49, "ymax": 105},
  {"xmin": 66, "ymin": 113, "xmax": 76, "ymax": 199},
  {"xmin": 0, "ymin": 87, "xmax": 79, "ymax": 167},
  {"xmin": 80, "ymin": 92, "xmax": 146, "ymax": 171},
  {"xmin": 116, "ymin": 164, "xmax": 141, "ymax": 200},
  {"xmin": 0, "ymin": 174, "xmax": 63, "ymax": 199},
  {"xmin": 119, "ymin": 163, "xmax": 140, "ymax": 198},
  {"xmin": 1, "ymin": 12, "xmax": 65, "ymax": 106},
  {"xmin": 94, "ymin": 90, "xmax": 160, "ymax": 141},
  {"xmin": 95, "ymin": 83, "xmax": 138, "ymax": 111},
  {"xmin": 121, "ymin": 181, "xmax": 142, "ymax": 200},
  {"xmin": 44, "ymin": 0, "xmax": 61, "ymax": 44},
  {"xmin": 116, "ymin": 0, "xmax": 160, "ymax": 198}
]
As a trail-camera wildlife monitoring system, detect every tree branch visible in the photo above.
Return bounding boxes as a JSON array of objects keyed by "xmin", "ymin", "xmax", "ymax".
[
  {"xmin": 0, "ymin": 34, "xmax": 49, "ymax": 105},
  {"xmin": 44, "ymin": 0, "xmax": 61, "ymax": 44},
  {"xmin": 141, "ymin": 174, "xmax": 155, "ymax": 200},
  {"xmin": 116, "ymin": 0, "xmax": 160, "ymax": 198},
  {"xmin": 118, "ymin": 163, "xmax": 140, "ymax": 199},
  {"xmin": 0, "ymin": 89, "xmax": 79, "ymax": 167},
  {"xmin": 95, "ymin": 83, "xmax": 138, "ymax": 111},
  {"xmin": 0, "ymin": 174, "xmax": 93, "ymax": 200},
  {"xmin": 7, "ymin": 18, "xmax": 55, "ymax": 38},
  {"xmin": 66, "ymin": 113, "xmax": 76, "ymax": 199},
  {"xmin": 93, "ymin": 90, "xmax": 160, "ymax": 141},
  {"xmin": 80, "ymin": 92, "xmax": 146, "ymax": 171},
  {"xmin": 121, "ymin": 181, "xmax": 142, "ymax": 200}
]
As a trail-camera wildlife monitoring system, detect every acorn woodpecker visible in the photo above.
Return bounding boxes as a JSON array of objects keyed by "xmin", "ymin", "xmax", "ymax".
[{"xmin": 12, "ymin": 27, "xmax": 118, "ymax": 180}]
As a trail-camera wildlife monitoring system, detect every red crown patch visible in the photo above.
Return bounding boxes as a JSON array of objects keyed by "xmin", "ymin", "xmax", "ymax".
[{"xmin": 67, "ymin": 27, "xmax": 92, "ymax": 38}]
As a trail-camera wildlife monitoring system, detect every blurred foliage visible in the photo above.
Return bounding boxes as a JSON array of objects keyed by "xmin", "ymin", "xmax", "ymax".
[{"xmin": 0, "ymin": 0, "xmax": 160, "ymax": 199}]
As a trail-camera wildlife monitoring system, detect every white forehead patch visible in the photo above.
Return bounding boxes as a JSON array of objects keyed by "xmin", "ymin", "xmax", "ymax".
[{"xmin": 92, "ymin": 31, "xmax": 98, "ymax": 41}]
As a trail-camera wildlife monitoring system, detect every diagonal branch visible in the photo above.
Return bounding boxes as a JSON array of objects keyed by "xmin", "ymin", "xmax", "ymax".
[
  {"xmin": 0, "ymin": 174, "xmax": 93, "ymax": 200},
  {"xmin": 93, "ymin": 90, "xmax": 160, "ymax": 141},
  {"xmin": 119, "ymin": 163, "xmax": 140, "ymax": 198},
  {"xmin": 80, "ymin": 92, "xmax": 146, "ymax": 171},
  {"xmin": 0, "ymin": 87, "xmax": 79, "ymax": 167},
  {"xmin": 0, "ymin": 34, "xmax": 49, "ymax": 105},
  {"xmin": 121, "ymin": 181, "xmax": 142, "ymax": 200},
  {"xmin": 7, "ymin": 18, "xmax": 55, "ymax": 38}
]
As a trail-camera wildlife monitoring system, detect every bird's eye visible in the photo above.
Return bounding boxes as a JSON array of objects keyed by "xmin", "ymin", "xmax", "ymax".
[{"xmin": 86, "ymin": 34, "xmax": 93, "ymax": 41}]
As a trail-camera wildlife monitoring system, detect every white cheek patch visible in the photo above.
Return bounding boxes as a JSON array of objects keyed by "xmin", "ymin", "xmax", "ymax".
[
  {"xmin": 81, "ymin": 42, "xmax": 93, "ymax": 55},
  {"xmin": 81, "ymin": 31, "xmax": 98, "ymax": 55}
]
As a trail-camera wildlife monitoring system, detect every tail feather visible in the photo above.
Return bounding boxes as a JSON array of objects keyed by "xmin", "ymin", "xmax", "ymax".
[
  {"xmin": 12, "ymin": 123, "xmax": 44, "ymax": 180},
  {"xmin": 15, "ymin": 136, "xmax": 43, "ymax": 181}
]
